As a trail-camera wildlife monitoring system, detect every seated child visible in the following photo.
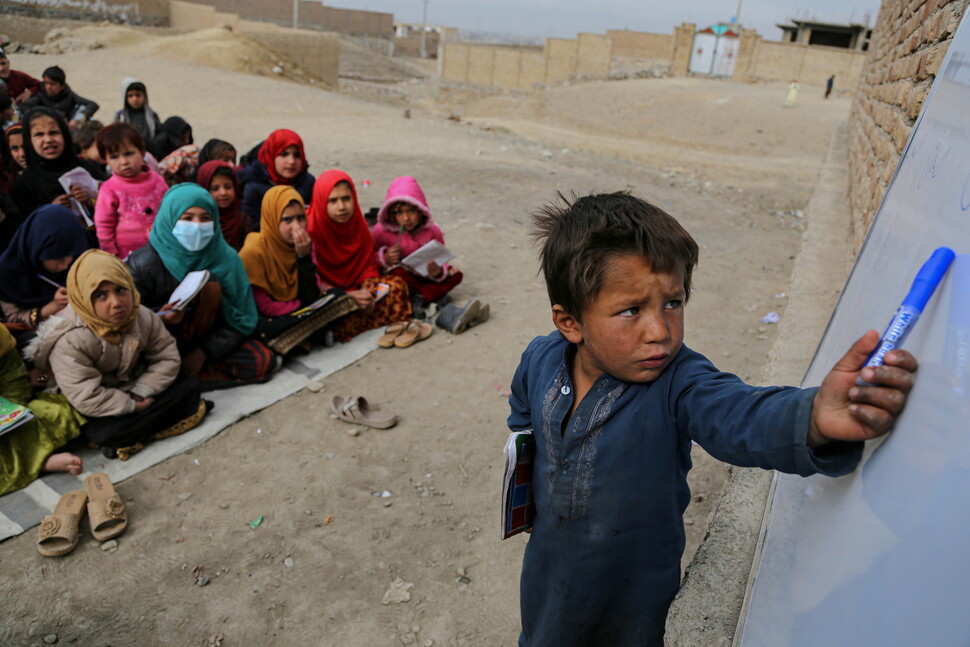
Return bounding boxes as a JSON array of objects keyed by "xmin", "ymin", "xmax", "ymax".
[
  {"xmin": 73, "ymin": 119, "xmax": 104, "ymax": 164},
  {"xmin": 93, "ymin": 123, "xmax": 168, "ymax": 259},
  {"xmin": 4, "ymin": 122, "xmax": 26, "ymax": 172},
  {"xmin": 0, "ymin": 205, "xmax": 93, "ymax": 331},
  {"xmin": 238, "ymin": 129, "xmax": 314, "ymax": 231},
  {"xmin": 196, "ymin": 160, "xmax": 247, "ymax": 250},
  {"xmin": 12, "ymin": 107, "xmax": 106, "ymax": 218},
  {"xmin": 28, "ymin": 249, "xmax": 207, "ymax": 459},
  {"xmin": 371, "ymin": 176, "xmax": 463, "ymax": 316},
  {"xmin": 509, "ymin": 192, "xmax": 918, "ymax": 646},
  {"xmin": 240, "ymin": 185, "xmax": 356, "ymax": 353},
  {"xmin": 153, "ymin": 116, "xmax": 192, "ymax": 160},
  {"xmin": 158, "ymin": 144, "xmax": 199, "ymax": 187},
  {"xmin": 114, "ymin": 78, "xmax": 162, "ymax": 155},
  {"xmin": 0, "ymin": 324, "xmax": 85, "ymax": 496},
  {"xmin": 126, "ymin": 183, "xmax": 276, "ymax": 390},
  {"xmin": 197, "ymin": 139, "xmax": 237, "ymax": 168},
  {"xmin": 22, "ymin": 66, "xmax": 99, "ymax": 129},
  {"xmin": 0, "ymin": 48, "xmax": 41, "ymax": 106}
]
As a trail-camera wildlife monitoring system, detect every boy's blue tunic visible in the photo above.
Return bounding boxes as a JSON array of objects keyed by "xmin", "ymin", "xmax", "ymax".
[{"xmin": 508, "ymin": 332, "xmax": 863, "ymax": 647}]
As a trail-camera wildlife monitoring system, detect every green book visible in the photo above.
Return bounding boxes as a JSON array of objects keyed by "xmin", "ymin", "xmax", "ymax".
[{"xmin": 0, "ymin": 395, "xmax": 33, "ymax": 437}]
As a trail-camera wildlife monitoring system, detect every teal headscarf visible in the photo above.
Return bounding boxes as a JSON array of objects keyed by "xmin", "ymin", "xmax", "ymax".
[{"xmin": 149, "ymin": 183, "xmax": 258, "ymax": 335}]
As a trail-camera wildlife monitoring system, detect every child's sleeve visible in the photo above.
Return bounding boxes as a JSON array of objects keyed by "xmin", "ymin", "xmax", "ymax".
[
  {"xmin": 49, "ymin": 333, "xmax": 135, "ymax": 417},
  {"xmin": 507, "ymin": 343, "xmax": 536, "ymax": 432},
  {"xmin": 674, "ymin": 354, "xmax": 863, "ymax": 477},
  {"xmin": 128, "ymin": 310, "xmax": 180, "ymax": 400},
  {"xmin": 253, "ymin": 286, "xmax": 299, "ymax": 316},
  {"xmin": 93, "ymin": 184, "xmax": 121, "ymax": 257}
]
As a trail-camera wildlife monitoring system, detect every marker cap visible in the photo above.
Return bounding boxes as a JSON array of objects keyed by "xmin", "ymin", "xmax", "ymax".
[{"xmin": 902, "ymin": 247, "xmax": 956, "ymax": 312}]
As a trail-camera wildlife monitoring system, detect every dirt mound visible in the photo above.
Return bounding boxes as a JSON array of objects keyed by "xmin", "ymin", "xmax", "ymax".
[
  {"xmin": 35, "ymin": 24, "xmax": 318, "ymax": 85},
  {"xmin": 338, "ymin": 37, "xmax": 431, "ymax": 83}
]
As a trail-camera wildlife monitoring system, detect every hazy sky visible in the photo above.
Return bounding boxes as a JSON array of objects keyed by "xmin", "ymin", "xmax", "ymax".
[{"xmin": 341, "ymin": 0, "xmax": 882, "ymax": 41}]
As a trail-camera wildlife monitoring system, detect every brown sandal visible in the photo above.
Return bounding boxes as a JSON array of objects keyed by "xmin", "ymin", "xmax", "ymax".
[
  {"xmin": 378, "ymin": 320, "xmax": 410, "ymax": 348},
  {"xmin": 84, "ymin": 472, "xmax": 128, "ymax": 541},
  {"xmin": 394, "ymin": 321, "xmax": 433, "ymax": 348},
  {"xmin": 37, "ymin": 490, "xmax": 87, "ymax": 557}
]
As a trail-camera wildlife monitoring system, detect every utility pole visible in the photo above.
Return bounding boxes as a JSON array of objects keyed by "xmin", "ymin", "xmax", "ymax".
[
  {"xmin": 734, "ymin": 0, "xmax": 743, "ymax": 24},
  {"xmin": 420, "ymin": 0, "xmax": 428, "ymax": 59},
  {"xmin": 293, "ymin": 0, "xmax": 299, "ymax": 29}
]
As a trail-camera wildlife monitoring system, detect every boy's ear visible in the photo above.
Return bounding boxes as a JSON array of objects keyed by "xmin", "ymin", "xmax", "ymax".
[{"xmin": 552, "ymin": 304, "xmax": 583, "ymax": 344}]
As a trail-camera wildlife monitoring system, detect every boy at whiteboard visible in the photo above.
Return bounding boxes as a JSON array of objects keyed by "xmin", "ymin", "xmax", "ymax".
[{"xmin": 507, "ymin": 192, "xmax": 917, "ymax": 647}]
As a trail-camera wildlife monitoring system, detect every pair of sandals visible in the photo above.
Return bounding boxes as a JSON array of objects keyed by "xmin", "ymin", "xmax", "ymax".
[
  {"xmin": 378, "ymin": 319, "xmax": 433, "ymax": 349},
  {"xmin": 37, "ymin": 472, "xmax": 128, "ymax": 557}
]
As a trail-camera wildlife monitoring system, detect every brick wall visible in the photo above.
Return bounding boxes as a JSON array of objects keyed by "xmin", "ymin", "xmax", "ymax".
[
  {"xmin": 605, "ymin": 29, "xmax": 673, "ymax": 59},
  {"xmin": 847, "ymin": 0, "xmax": 967, "ymax": 248},
  {"xmin": 439, "ymin": 35, "xmax": 610, "ymax": 90},
  {"xmin": 176, "ymin": 0, "xmax": 392, "ymax": 37}
]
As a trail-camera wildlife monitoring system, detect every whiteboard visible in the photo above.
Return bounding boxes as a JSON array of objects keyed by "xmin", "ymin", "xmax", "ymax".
[{"xmin": 737, "ymin": 17, "xmax": 970, "ymax": 647}]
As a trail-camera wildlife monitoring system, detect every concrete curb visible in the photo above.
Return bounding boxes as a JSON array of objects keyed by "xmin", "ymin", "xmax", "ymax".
[{"xmin": 664, "ymin": 120, "xmax": 855, "ymax": 646}]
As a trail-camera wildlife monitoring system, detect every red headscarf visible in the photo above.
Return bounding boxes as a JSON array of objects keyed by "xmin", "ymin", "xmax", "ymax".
[
  {"xmin": 196, "ymin": 160, "xmax": 246, "ymax": 250},
  {"xmin": 306, "ymin": 170, "xmax": 378, "ymax": 289},
  {"xmin": 257, "ymin": 129, "xmax": 308, "ymax": 186}
]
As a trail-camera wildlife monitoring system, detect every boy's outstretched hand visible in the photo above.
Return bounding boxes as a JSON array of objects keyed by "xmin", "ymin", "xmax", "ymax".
[{"xmin": 808, "ymin": 330, "xmax": 918, "ymax": 448}]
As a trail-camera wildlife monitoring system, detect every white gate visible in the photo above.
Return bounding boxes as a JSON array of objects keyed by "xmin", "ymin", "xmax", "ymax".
[{"xmin": 688, "ymin": 24, "xmax": 740, "ymax": 77}]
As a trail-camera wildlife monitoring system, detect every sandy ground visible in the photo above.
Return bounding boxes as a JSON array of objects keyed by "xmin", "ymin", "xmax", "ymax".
[{"xmin": 0, "ymin": 27, "xmax": 853, "ymax": 646}]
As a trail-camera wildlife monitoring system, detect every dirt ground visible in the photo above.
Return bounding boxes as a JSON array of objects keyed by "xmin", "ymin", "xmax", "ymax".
[{"xmin": 0, "ymin": 26, "xmax": 853, "ymax": 646}]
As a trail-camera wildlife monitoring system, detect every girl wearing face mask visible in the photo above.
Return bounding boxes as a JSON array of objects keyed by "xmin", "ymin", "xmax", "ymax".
[{"xmin": 126, "ymin": 184, "xmax": 277, "ymax": 389}]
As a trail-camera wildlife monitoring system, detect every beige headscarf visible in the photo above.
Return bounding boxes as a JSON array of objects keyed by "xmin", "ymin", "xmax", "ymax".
[
  {"xmin": 66, "ymin": 249, "xmax": 141, "ymax": 343},
  {"xmin": 239, "ymin": 185, "xmax": 305, "ymax": 303}
]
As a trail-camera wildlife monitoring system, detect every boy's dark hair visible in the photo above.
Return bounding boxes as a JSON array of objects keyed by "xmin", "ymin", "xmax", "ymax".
[
  {"xmin": 532, "ymin": 191, "xmax": 699, "ymax": 319},
  {"xmin": 96, "ymin": 122, "xmax": 145, "ymax": 158},
  {"xmin": 72, "ymin": 119, "xmax": 103, "ymax": 152},
  {"xmin": 42, "ymin": 66, "xmax": 66, "ymax": 84}
]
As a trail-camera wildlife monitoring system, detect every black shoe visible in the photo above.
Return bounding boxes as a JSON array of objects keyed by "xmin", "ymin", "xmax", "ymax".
[{"xmin": 435, "ymin": 299, "xmax": 481, "ymax": 334}]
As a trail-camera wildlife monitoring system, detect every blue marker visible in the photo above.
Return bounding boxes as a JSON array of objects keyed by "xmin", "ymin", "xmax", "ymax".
[{"xmin": 858, "ymin": 246, "xmax": 955, "ymax": 384}]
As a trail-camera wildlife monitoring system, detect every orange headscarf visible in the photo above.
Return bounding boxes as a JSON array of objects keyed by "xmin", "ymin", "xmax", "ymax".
[
  {"xmin": 306, "ymin": 170, "xmax": 378, "ymax": 289},
  {"xmin": 239, "ymin": 186, "xmax": 305, "ymax": 302}
]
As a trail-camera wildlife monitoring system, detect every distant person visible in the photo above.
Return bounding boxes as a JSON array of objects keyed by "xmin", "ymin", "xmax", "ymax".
[
  {"xmin": 93, "ymin": 123, "xmax": 168, "ymax": 259},
  {"xmin": 0, "ymin": 48, "xmax": 41, "ymax": 106},
  {"xmin": 114, "ymin": 78, "xmax": 162, "ymax": 153},
  {"xmin": 238, "ymin": 129, "xmax": 315, "ymax": 232},
  {"xmin": 784, "ymin": 78, "xmax": 800, "ymax": 108},
  {"xmin": 825, "ymin": 74, "xmax": 835, "ymax": 99},
  {"xmin": 22, "ymin": 66, "xmax": 99, "ymax": 129},
  {"xmin": 197, "ymin": 138, "xmax": 237, "ymax": 168},
  {"xmin": 509, "ymin": 191, "xmax": 918, "ymax": 646}
]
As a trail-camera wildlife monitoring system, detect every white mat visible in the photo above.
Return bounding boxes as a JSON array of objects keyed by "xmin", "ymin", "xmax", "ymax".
[{"xmin": 0, "ymin": 329, "xmax": 381, "ymax": 542}]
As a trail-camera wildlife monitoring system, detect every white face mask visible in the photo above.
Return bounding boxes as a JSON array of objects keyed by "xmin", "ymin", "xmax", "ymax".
[{"xmin": 172, "ymin": 220, "xmax": 215, "ymax": 252}]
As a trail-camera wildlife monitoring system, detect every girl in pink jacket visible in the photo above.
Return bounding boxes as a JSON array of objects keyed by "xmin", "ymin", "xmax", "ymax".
[
  {"xmin": 371, "ymin": 176, "xmax": 463, "ymax": 310},
  {"xmin": 93, "ymin": 123, "xmax": 168, "ymax": 259}
]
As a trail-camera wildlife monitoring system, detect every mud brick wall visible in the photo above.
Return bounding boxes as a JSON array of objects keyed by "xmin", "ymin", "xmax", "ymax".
[
  {"xmin": 847, "ymin": 0, "xmax": 968, "ymax": 248},
  {"xmin": 606, "ymin": 29, "xmax": 672, "ymax": 59}
]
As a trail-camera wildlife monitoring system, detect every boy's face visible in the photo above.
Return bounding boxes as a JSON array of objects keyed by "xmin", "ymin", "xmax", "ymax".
[
  {"xmin": 43, "ymin": 77, "xmax": 64, "ymax": 97},
  {"xmin": 126, "ymin": 89, "xmax": 145, "ymax": 110},
  {"xmin": 554, "ymin": 253, "xmax": 686, "ymax": 386},
  {"xmin": 0, "ymin": 58, "xmax": 10, "ymax": 79}
]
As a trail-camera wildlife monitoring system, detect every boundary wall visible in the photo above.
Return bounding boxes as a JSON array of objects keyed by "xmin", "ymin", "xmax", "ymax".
[
  {"xmin": 440, "ymin": 33, "xmax": 611, "ymax": 90},
  {"xmin": 847, "ymin": 0, "xmax": 967, "ymax": 248},
  {"xmin": 606, "ymin": 28, "xmax": 673, "ymax": 59},
  {"xmin": 176, "ymin": 0, "xmax": 392, "ymax": 38}
]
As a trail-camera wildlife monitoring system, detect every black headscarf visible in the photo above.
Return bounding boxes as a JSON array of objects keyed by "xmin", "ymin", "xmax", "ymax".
[
  {"xmin": 11, "ymin": 107, "xmax": 105, "ymax": 216},
  {"xmin": 153, "ymin": 116, "xmax": 192, "ymax": 159},
  {"xmin": 0, "ymin": 204, "xmax": 93, "ymax": 307}
]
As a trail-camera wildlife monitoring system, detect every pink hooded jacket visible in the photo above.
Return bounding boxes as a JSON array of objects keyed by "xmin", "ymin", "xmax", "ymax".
[
  {"xmin": 371, "ymin": 176, "xmax": 450, "ymax": 280},
  {"xmin": 94, "ymin": 164, "xmax": 168, "ymax": 260}
]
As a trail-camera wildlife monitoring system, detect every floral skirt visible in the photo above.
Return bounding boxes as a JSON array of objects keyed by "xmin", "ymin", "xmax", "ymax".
[{"xmin": 331, "ymin": 275, "xmax": 412, "ymax": 343}]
